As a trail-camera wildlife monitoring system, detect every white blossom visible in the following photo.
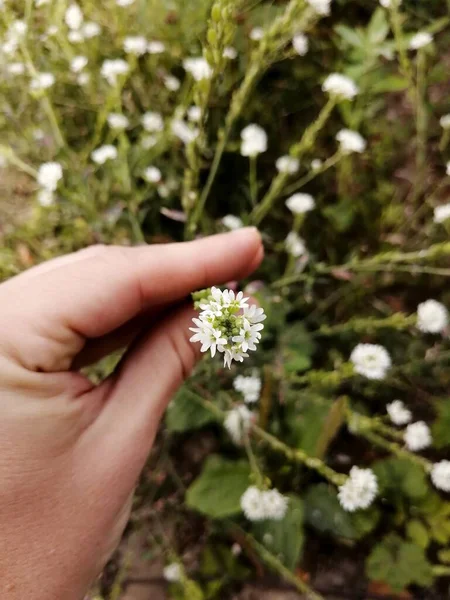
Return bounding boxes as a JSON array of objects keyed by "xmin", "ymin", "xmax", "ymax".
[
  {"xmin": 440, "ymin": 114, "xmax": 450, "ymax": 129},
  {"xmin": 240, "ymin": 124, "xmax": 268, "ymax": 157},
  {"xmin": 171, "ymin": 119, "xmax": 199, "ymax": 145},
  {"xmin": 187, "ymin": 106, "xmax": 202, "ymax": 123},
  {"xmin": 30, "ymin": 72, "xmax": 55, "ymax": 91},
  {"xmin": 250, "ymin": 27, "xmax": 264, "ymax": 41},
  {"xmin": 262, "ymin": 489, "xmax": 289, "ymax": 520},
  {"xmin": 380, "ymin": 0, "xmax": 401, "ymax": 7},
  {"xmin": 70, "ymin": 55, "xmax": 88, "ymax": 73},
  {"xmin": 82, "ymin": 22, "xmax": 101, "ymax": 38},
  {"xmin": 417, "ymin": 299, "xmax": 448, "ymax": 334},
  {"xmin": 65, "ymin": 3, "xmax": 83, "ymax": 30},
  {"xmin": 163, "ymin": 563, "xmax": 182, "ymax": 582},
  {"xmin": 276, "ymin": 155, "xmax": 300, "ymax": 174},
  {"xmin": 222, "ymin": 215, "xmax": 244, "ymax": 230},
  {"xmin": 446, "ymin": 161, "xmax": 450, "ymax": 177},
  {"xmin": 336, "ymin": 129, "xmax": 366, "ymax": 154},
  {"xmin": 224, "ymin": 405, "xmax": 253, "ymax": 444},
  {"xmin": 37, "ymin": 189, "xmax": 54, "ymax": 207},
  {"xmin": 77, "ymin": 72, "xmax": 90, "ymax": 86},
  {"xmin": 147, "ymin": 40, "xmax": 166, "ymax": 54},
  {"xmin": 37, "ymin": 162, "xmax": 63, "ymax": 192},
  {"xmin": 323, "ymin": 73, "xmax": 358, "ymax": 100},
  {"xmin": 123, "ymin": 36, "xmax": 148, "ymax": 56},
  {"xmin": 292, "ymin": 33, "xmax": 309, "ymax": 56},
  {"xmin": 285, "ymin": 231, "xmax": 306, "ymax": 257},
  {"xmin": 183, "ymin": 57, "xmax": 212, "ymax": 81},
  {"xmin": 7, "ymin": 62, "xmax": 25, "ymax": 75},
  {"xmin": 311, "ymin": 158, "xmax": 323, "ymax": 171},
  {"xmin": 91, "ymin": 145, "xmax": 118, "ymax": 165},
  {"xmin": 387, "ymin": 400, "xmax": 412, "ymax": 426},
  {"xmin": 101, "ymin": 59, "xmax": 129, "ymax": 85},
  {"xmin": 338, "ymin": 467, "xmax": 378, "ymax": 512},
  {"xmin": 233, "ymin": 373, "xmax": 261, "ymax": 403},
  {"xmin": 164, "ymin": 75, "xmax": 181, "ymax": 91},
  {"xmin": 240, "ymin": 486, "xmax": 266, "ymax": 521},
  {"xmin": 434, "ymin": 203, "xmax": 450, "ymax": 224},
  {"xmin": 350, "ymin": 343, "xmax": 391, "ymax": 380},
  {"xmin": 286, "ymin": 193, "xmax": 315, "ymax": 214},
  {"xmin": 141, "ymin": 111, "xmax": 164, "ymax": 132},
  {"xmin": 404, "ymin": 421, "xmax": 432, "ymax": 452},
  {"xmin": 431, "ymin": 461, "xmax": 450, "ymax": 492},
  {"xmin": 107, "ymin": 113, "xmax": 129, "ymax": 130},
  {"xmin": 143, "ymin": 166, "xmax": 162, "ymax": 183},
  {"xmin": 35, "ymin": 0, "xmax": 51, "ymax": 5},
  {"xmin": 223, "ymin": 46, "xmax": 238, "ymax": 59},
  {"xmin": 306, "ymin": 0, "xmax": 332, "ymax": 16},
  {"xmin": 68, "ymin": 30, "xmax": 84, "ymax": 43},
  {"xmin": 141, "ymin": 135, "xmax": 158, "ymax": 149},
  {"xmin": 47, "ymin": 26, "xmax": 59, "ymax": 36},
  {"xmin": 117, "ymin": 0, "xmax": 135, "ymax": 5},
  {"xmin": 409, "ymin": 31, "xmax": 433, "ymax": 50}
]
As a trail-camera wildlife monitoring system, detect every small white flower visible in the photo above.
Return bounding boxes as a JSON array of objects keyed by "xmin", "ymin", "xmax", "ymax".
[
  {"xmin": 409, "ymin": 31, "xmax": 433, "ymax": 50},
  {"xmin": 262, "ymin": 489, "xmax": 289, "ymax": 520},
  {"xmin": 241, "ymin": 486, "xmax": 266, "ymax": 521},
  {"xmin": 224, "ymin": 405, "xmax": 253, "ymax": 444},
  {"xmin": 285, "ymin": 231, "xmax": 306, "ymax": 257},
  {"xmin": 7, "ymin": 62, "xmax": 25, "ymax": 75},
  {"xmin": 117, "ymin": 0, "xmax": 135, "ymax": 5},
  {"xmin": 183, "ymin": 57, "xmax": 212, "ymax": 81},
  {"xmin": 123, "ymin": 36, "xmax": 148, "ymax": 56},
  {"xmin": 440, "ymin": 114, "xmax": 450, "ymax": 129},
  {"xmin": 171, "ymin": 119, "xmax": 199, "ymax": 145},
  {"xmin": 286, "ymin": 193, "xmax": 315, "ymax": 214},
  {"xmin": 101, "ymin": 59, "xmax": 129, "ymax": 85},
  {"xmin": 37, "ymin": 162, "xmax": 62, "ymax": 192},
  {"xmin": 311, "ymin": 158, "xmax": 323, "ymax": 171},
  {"xmin": 404, "ymin": 421, "xmax": 432, "ymax": 452},
  {"xmin": 433, "ymin": 203, "xmax": 450, "ymax": 224},
  {"xmin": 306, "ymin": 0, "xmax": 332, "ymax": 16},
  {"xmin": 386, "ymin": 400, "xmax": 412, "ymax": 426},
  {"xmin": 338, "ymin": 467, "xmax": 378, "ymax": 512},
  {"xmin": 292, "ymin": 33, "xmax": 309, "ymax": 56},
  {"xmin": 91, "ymin": 145, "xmax": 118, "ymax": 165},
  {"xmin": 223, "ymin": 46, "xmax": 238, "ymax": 59},
  {"xmin": 276, "ymin": 155, "xmax": 300, "ymax": 174},
  {"xmin": 417, "ymin": 299, "xmax": 448, "ymax": 334},
  {"xmin": 446, "ymin": 161, "xmax": 450, "ymax": 177},
  {"xmin": 222, "ymin": 215, "xmax": 243, "ymax": 230},
  {"xmin": 70, "ymin": 55, "xmax": 88, "ymax": 73},
  {"xmin": 233, "ymin": 373, "xmax": 261, "ymax": 403},
  {"xmin": 336, "ymin": 129, "xmax": 366, "ymax": 154},
  {"xmin": 147, "ymin": 40, "xmax": 166, "ymax": 54},
  {"xmin": 35, "ymin": 0, "xmax": 51, "ymax": 5},
  {"xmin": 241, "ymin": 124, "xmax": 268, "ymax": 157},
  {"xmin": 250, "ymin": 27, "xmax": 264, "ymax": 41},
  {"xmin": 431, "ymin": 461, "xmax": 450, "ymax": 492},
  {"xmin": 30, "ymin": 72, "xmax": 55, "ymax": 91},
  {"xmin": 143, "ymin": 166, "xmax": 162, "ymax": 183},
  {"xmin": 47, "ymin": 26, "xmax": 58, "ymax": 36},
  {"xmin": 82, "ymin": 22, "xmax": 101, "ymax": 38},
  {"xmin": 380, "ymin": 0, "xmax": 401, "ymax": 7},
  {"xmin": 107, "ymin": 113, "xmax": 129, "ymax": 130},
  {"xmin": 65, "ymin": 3, "xmax": 83, "ymax": 30},
  {"xmin": 323, "ymin": 73, "xmax": 358, "ymax": 100},
  {"xmin": 77, "ymin": 72, "xmax": 90, "ymax": 86},
  {"xmin": 68, "ymin": 30, "xmax": 84, "ymax": 43},
  {"xmin": 231, "ymin": 543, "xmax": 242, "ymax": 556},
  {"xmin": 187, "ymin": 106, "xmax": 202, "ymax": 123},
  {"xmin": 141, "ymin": 134, "xmax": 158, "ymax": 149},
  {"xmin": 37, "ymin": 189, "xmax": 54, "ymax": 207},
  {"xmin": 164, "ymin": 75, "xmax": 181, "ymax": 91},
  {"xmin": 141, "ymin": 111, "xmax": 164, "ymax": 132},
  {"xmin": 163, "ymin": 563, "xmax": 182, "ymax": 582},
  {"xmin": 350, "ymin": 343, "xmax": 391, "ymax": 380}
]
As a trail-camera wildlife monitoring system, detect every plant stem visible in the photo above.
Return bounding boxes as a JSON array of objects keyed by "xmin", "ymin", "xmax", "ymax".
[
  {"xmin": 0, "ymin": 146, "xmax": 38, "ymax": 178},
  {"xmin": 314, "ymin": 314, "xmax": 417, "ymax": 337},
  {"xmin": 414, "ymin": 48, "xmax": 427, "ymax": 204},
  {"xmin": 249, "ymin": 155, "xmax": 258, "ymax": 205},
  {"xmin": 283, "ymin": 152, "xmax": 342, "ymax": 196},
  {"xmin": 389, "ymin": 5, "xmax": 415, "ymax": 93}
]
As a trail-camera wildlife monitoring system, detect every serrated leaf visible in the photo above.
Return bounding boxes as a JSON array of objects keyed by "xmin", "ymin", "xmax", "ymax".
[
  {"xmin": 186, "ymin": 456, "xmax": 251, "ymax": 519},
  {"xmin": 166, "ymin": 388, "xmax": 217, "ymax": 433}
]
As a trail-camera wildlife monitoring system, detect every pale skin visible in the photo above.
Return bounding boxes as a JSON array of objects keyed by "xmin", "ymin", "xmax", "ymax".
[{"xmin": 0, "ymin": 228, "xmax": 263, "ymax": 600}]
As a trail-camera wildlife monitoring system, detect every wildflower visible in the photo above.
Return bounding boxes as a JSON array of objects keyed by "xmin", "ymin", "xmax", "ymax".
[
  {"xmin": 250, "ymin": 27, "xmax": 264, "ymax": 41},
  {"xmin": 37, "ymin": 162, "xmax": 62, "ymax": 191},
  {"xmin": 7, "ymin": 62, "xmax": 25, "ymax": 75},
  {"xmin": 336, "ymin": 129, "xmax": 366, "ymax": 154},
  {"xmin": 350, "ymin": 343, "xmax": 391, "ymax": 380},
  {"xmin": 241, "ymin": 486, "xmax": 266, "ymax": 521},
  {"xmin": 222, "ymin": 215, "xmax": 243, "ymax": 230},
  {"xmin": 292, "ymin": 33, "xmax": 309, "ymax": 56},
  {"xmin": 262, "ymin": 489, "xmax": 289, "ymax": 520},
  {"xmin": 286, "ymin": 193, "xmax": 315, "ymax": 214},
  {"xmin": 447, "ymin": 161, "xmax": 450, "ymax": 177},
  {"xmin": 285, "ymin": 231, "xmax": 306, "ymax": 257},
  {"xmin": 107, "ymin": 113, "xmax": 129, "ymax": 130},
  {"xmin": 30, "ymin": 72, "xmax": 55, "ymax": 91},
  {"xmin": 231, "ymin": 544, "xmax": 242, "ymax": 556},
  {"xmin": 143, "ymin": 166, "xmax": 162, "ymax": 183},
  {"xmin": 101, "ymin": 59, "xmax": 129, "ymax": 85},
  {"xmin": 164, "ymin": 75, "xmax": 181, "ymax": 91},
  {"xmin": 233, "ymin": 373, "xmax": 261, "ymax": 403},
  {"xmin": 306, "ymin": 0, "xmax": 332, "ymax": 16},
  {"xmin": 223, "ymin": 46, "xmax": 238, "ymax": 59},
  {"xmin": 440, "ymin": 114, "xmax": 450, "ymax": 129},
  {"xmin": 35, "ymin": 0, "xmax": 51, "ymax": 5},
  {"xmin": 46, "ymin": 26, "xmax": 58, "ymax": 36},
  {"xmin": 338, "ymin": 467, "xmax": 378, "ymax": 512},
  {"xmin": 322, "ymin": 73, "xmax": 359, "ymax": 100},
  {"xmin": 147, "ymin": 40, "xmax": 165, "ymax": 54},
  {"xmin": 172, "ymin": 119, "xmax": 199, "ymax": 145},
  {"xmin": 82, "ymin": 22, "xmax": 101, "ymax": 38},
  {"xmin": 37, "ymin": 189, "xmax": 54, "ymax": 207},
  {"xmin": 431, "ymin": 461, "xmax": 450, "ymax": 492},
  {"xmin": 404, "ymin": 421, "xmax": 431, "ymax": 451},
  {"xmin": 224, "ymin": 405, "xmax": 253, "ymax": 444},
  {"xmin": 91, "ymin": 145, "xmax": 118, "ymax": 164},
  {"xmin": 163, "ymin": 563, "xmax": 182, "ymax": 582},
  {"xmin": 387, "ymin": 400, "xmax": 412, "ymax": 426},
  {"xmin": 276, "ymin": 155, "xmax": 300, "ymax": 174},
  {"xmin": 409, "ymin": 32, "xmax": 433, "ymax": 50},
  {"xmin": 77, "ymin": 72, "xmax": 90, "ymax": 86},
  {"xmin": 65, "ymin": 3, "xmax": 83, "ymax": 30},
  {"xmin": 141, "ymin": 135, "xmax": 158, "ymax": 149},
  {"xmin": 117, "ymin": 0, "xmax": 135, "ymax": 5},
  {"xmin": 417, "ymin": 299, "xmax": 448, "ymax": 334},
  {"xmin": 123, "ymin": 36, "xmax": 148, "ymax": 55},
  {"xmin": 433, "ymin": 203, "xmax": 450, "ymax": 224},
  {"xmin": 70, "ymin": 56, "xmax": 88, "ymax": 73},
  {"xmin": 183, "ymin": 57, "xmax": 213, "ymax": 81},
  {"xmin": 187, "ymin": 106, "xmax": 202, "ymax": 123},
  {"xmin": 141, "ymin": 112, "xmax": 164, "ymax": 132},
  {"xmin": 380, "ymin": 0, "xmax": 401, "ymax": 7},
  {"xmin": 311, "ymin": 158, "xmax": 323, "ymax": 171},
  {"xmin": 240, "ymin": 124, "xmax": 268, "ymax": 157}
]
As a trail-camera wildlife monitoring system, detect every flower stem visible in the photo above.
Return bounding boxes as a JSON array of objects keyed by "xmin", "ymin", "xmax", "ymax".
[
  {"xmin": 249, "ymin": 155, "xmax": 258, "ymax": 206},
  {"xmin": 283, "ymin": 152, "xmax": 342, "ymax": 197},
  {"xmin": 0, "ymin": 146, "xmax": 38, "ymax": 178},
  {"xmin": 414, "ymin": 48, "xmax": 427, "ymax": 204}
]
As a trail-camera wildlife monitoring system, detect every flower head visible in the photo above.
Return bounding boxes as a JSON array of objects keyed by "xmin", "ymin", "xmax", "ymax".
[
  {"xmin": 82, "ymin": 22, "xmax": 101, "ymax": 38},
  {"xmin": 123, "ymin": 36, "xmax": 148, "ymax": 55},
  {"xmin": 446, "ymin": 162, "xmax": 450, "ymax": 177},
  {"xmin": 65, "ymin": 3, "xmax": 83, "ymax": 30},
  {"xmin": 292, "ymin": 33, "xmax": 309, "ymax": 56},
  {"xmin": 233, "ymin": 373, "xmax": 261, "ymax": 403},
  {"xmin": 387, "ymin": 400, "xmax": 412, "ymax": 426},
  {"xmin": 276, "ymin": 155, "xmax": 300, "ymax": 174},
  {"xmin": 187, "ymin": 106, "xmax": 202, "ymax": 123},
  {"xmin": 223, "ymin": 46, "xmax": 238, "ymax": 59},
  {"xmin": 171, "ymin": 119, "xmax": 199, "ymax": 145},
  {"xmin": 143, "ymin": 166, "xmax": 162, "ymax": 183},
  {"xmin": 306, "ymin": 0, "xmax": 332, "ymax": 15},
  {"xmin": 285, "ymin": 193, "xmax": 315, "ymax": 214},
  {"xmin": 241, "ymin": 486, "xmax": 288, "ymax": 521},
  {"xmin": 30, "ymin": 72, "xmax": 55, "ymax": 91},
  {"xmin": 107, "ymin": 113, "xmax": 129, "ymax": 130},
  {"xmin": 350, "ymin": 343, "xmax": 391, "ymax": 380},
  {"xmin": 434, "ymin": 203, "xmax": 450, "ymax": 224},
  {"xmin": 101, "ymin": 59, "xmax": 129, "ymax": 85},
  {"xmin": 417, "ymin": 299, "xmax": 448, "ymax": 334},
  {"xmin": 409, "ymin": 31, "xmax": 433, "ymax": 50},
  {"xmin": 164, "ymin": 75, "xmax": 181, "ymax": 91},
  {"xmin": 323, "ymin": 73, "xmax": 358, "ymax": 100},
  {"xmin": 338, "ymin": 467, "xmax": 378, "ymax": 512},
  {"xmin": 147, "ymin": 40, "xmax": 166, "ymax": 54},
  {"xmin": 336, "ymin": 129, "xmax": 366, "ymax": 154},
  {"xmin": 431, "ymin": 461, "xmax": 450, "ymax": 492},
  {"xmin": 250, "ymin": 27, "xmax": 264, "ymax": 41},
  {"xmin": 285, "ymin": 231, "xmax": 306, "ymax": 257},
  {"xmin": 70, "ymin": 55, "xmax": 88, "ymax": 73},
  {"xmin": 222, "ymin": 215, "xmax": 243, "ymax": 230},
  {"xmin": 183, "ymin": 57, "xmax": 212, "ymax": 81},
  {"xmin": 404, "ymin": 421, "xmax": 431, "ymax": 451},
  {"xmin": 224, "ymin": 405, "xmax": 254, "ymax": 444},
  {"xmin": 262, "ymin": 489, "xmax": 289, "ymax": 520},
  {"xmin": 37, "ymin": 189, "xmax": 54, "ymax": 207},
  {"xmin": 141, "ymin": 111, "xmax": 164, "ymax": 132},
  {"xmin": 37, "ymin": 162, "xmax": 63, "ymax": 191},
  {"xmin": 7, "ymin": 62, "xmax": 26, "ymax": 75},
  {"xmin": 117, "ymin": 0, "xmax": 135, "ymax": 5},
  {"xmin": 240, "ymin": 124, "xmax": 268, "ymax": 157},
  {"xmin": 440, "ymin": 114, "xmax": 450, "ymax": 129},
  {"xmin": 91, "ymin": 145, "xmax": 117, "ymax": 165},
  {"xmin": 311, "ymin": 158, "xmax": 323, "ymax": 171},
  {"xmin": 380, "ymin": 0, "xmax": 401, "ymax": 7},
  {"xmin": 163, "ymin": 563, "xmax": 182, "ymax": 582}
]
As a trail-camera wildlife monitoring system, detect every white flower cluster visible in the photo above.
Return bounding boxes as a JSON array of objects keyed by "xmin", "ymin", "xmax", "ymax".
[
  {"xmin": 285, "ymin": 231, "xmax": 306, "ymax": 257},
  {"xmin": 434, "ymin": 203, "xmax": 450, "ymax": 224},
  {"xmin": 431, "ymin": 460, "xmax": 450, "ymax": 492},
  {"xmin": 338, "ymin": 466, "xmax": 378, "ymax": 512},
  {"xmin": 233, "ymin": 373, "xmax": 261, "ymax": 403},
  {"xmin": 417, "ymin": 299, "xmax": 448, "ymax": 334},
  {"xmin": 2, "ymin": 20, "xmax": 27, "ymax": 56},
  {"xmin": 91, "ymin": 145, "xmax": 117, "ymax": 165},
  {"xmin": 306, "ymin": 0, "xmax": 332, "ymax": 16},
  {"xmin": 404, "ymin": 421, "xmax": 431, "ymax": 452},
  {"xmin": 172, "ymin": 119, "xmax": 199, "ymax": 145},
  {"xmin": 36, "ymin": 162, "xmax": 63, "ymax": 206},
  {"xmin": 143, "ymin": 166, "xmax": 162, "ymax": 183},
  {"xmin": 380, "ymin": 0, "xmax": 401, "ymax": 7},
  {"xmin": 350, "ymin": 344, "xmax": 391, "ymax": 380},
  {"xmin": 183, "ymin": 57, "xmax": 212, "ymax": 81},
  {"xmin": 222, "ymin": 215, "xmax": 244, "ymax": 230},
  {"xmin": 241, "ymin": 486, "xmax": 289, "ymax": 521},
  {"xmin": 107, "ymin": 113, "xmax": 129, "ymax": 130},
  {"xmin": 241, "ymin": 124, "xmax": 268, "ymax": 157},
  {"xmin": 30, "ymin": 72, "xmax": 55, "ymax": 91},
  {"xmin": 292, "ymin": 33, "xmax": 309, "ymax": 56},
  {"xmin": 101, "ymin": 59, "xmax": 129, "ymax": 85},
  {"xmin": 250, "ymin": 27, "xmax": 264, "ymax": 41},
  {"xmin": 386, "ymin": 400, "xmax": 411, "ymax": 426},
  {"xmin": 285, "ymin": 193, "xmax": 315, "ymax": 214},
  {"xmin": 189, "ymin": 288, "xmax": 266, "ymax": 368},
  {"xmin": 336, "ymin": 129, "xmax": 366, "ymax": 154},
  {"xmin": 276, "ymin": 155, "xmax": 299, "ymax": 174},
  {"xmin": 440, "ymin": 114, "xmax": 450, "ymax": 129},
  {"xmin": 141, "ymin": 111, "xmax": 164, "ymax": 133},
  {"xmin": 163, "ymin": 563, "xmax": 182, "ymax": 582},
  {"xmin": 322, "ymin": 73, "xmax": 358, "ymax": 100},
  {"xmin": 224, "ymin": 405, "xmax": 254, "ymax": 444},
  {"xmin": 409, "ymin": 32, "xmax": 433, "ymax": 50}
]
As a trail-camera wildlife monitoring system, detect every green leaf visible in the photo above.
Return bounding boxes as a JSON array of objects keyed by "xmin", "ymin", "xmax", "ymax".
[
  {"xmin": 166, "ymin": 388, "xmax": 217, "ymax": 433},
  {"xmin": 323, "ymin": 201, "xmax": 355, "ymax": 233},
  {"xmin": 406, "ymin": 520, "xmax": 430, "ymax": 549},
  {"xmin": 199, "ymin": 544, "xmax": 250, "ymax": 599},
  {"xmin": 373, "ymin": 458, "xmax": 428, "ymax": 502},
  {"xmin": 186, "ymin": 456, "xmax": 251, "ymax": 519},
  {"xmin": 431, "ymin": 398, "xmax": 450, "ymax": 448},
  {"xmin": 371, "ymin": 75, "xmax": 409, "ymax": 94},
  {"xmin": 366, "ymin": 534, "xmax": 433, "ymax": 592},
  {"xmin": 315, "ymin": 396, "xmax": 347, "ymax": 459},
  {"xmin": 253, "ymin": 495, "xmax": 304, "ymax": 570},
  {"xmin": 335, "ymin": 25, "xmax": 365, "ymax": 48},
  {"xmin": 367, "ymin": 8, "xmax": 389, "ymax": 45},
  {"xmin": 282, "ymin": 322, "xmax": 315, "ymax": 373},
  {"xmin": 285, "ymin": 395, "xmax": 334, "ymax": 456},
  {"xmin": 438, "ymin": 548, "xmax": 450, "ymax": 564}
]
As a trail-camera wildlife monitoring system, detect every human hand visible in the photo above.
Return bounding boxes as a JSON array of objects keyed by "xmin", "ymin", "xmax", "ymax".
[{"xmin": 0, "ymin": 228, "xmax": 263, "ymax": 600}]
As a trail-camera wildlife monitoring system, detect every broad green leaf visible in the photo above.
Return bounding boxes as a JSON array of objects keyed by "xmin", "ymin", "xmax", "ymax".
[
  {"xmin": 367, "ymin": 8, "xmax": 389, "ymax": 45},
  {"xmin": 335, "ymin": 25, "xmax": 365, "ymax": 48},
  {"xmin": 406, "ymin": 520, "xmax": 430, "ymax": 549},
  {"xmin": 315, "ymin": 396, "xmax": 347, "ymax": 459},
  {"xmin": 282, "ymin": 322, "xmax": 316, "ymax": 373},
  {"xmin": 285, "ymin": 396, "xmax": 334, "ymax": 456},
  {"xmin": 373, "ymin": 458, "xmax": 428, "ymax": 502},
  {"xmin": 166, "ymin": 389, "xmax": 217, "ymax": 433},
  {"xmin": 431, "ymin": 398, "xmax": 450, "ymax": 448},
  {"xmin": 186, "ymin": 456, "xmax": 251, "ymax": 519},
  {"xmin": 372, "ymin": 75, "xmax": 409, "ymax": 94}
]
